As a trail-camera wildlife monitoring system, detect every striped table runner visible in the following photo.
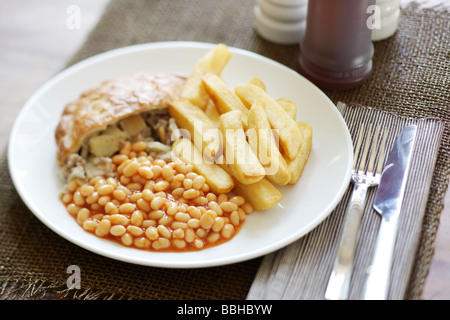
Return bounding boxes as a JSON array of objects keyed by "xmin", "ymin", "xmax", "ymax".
[{"xmin": 247, "ymin": 102, "xmax": 445, "ymax": 300}]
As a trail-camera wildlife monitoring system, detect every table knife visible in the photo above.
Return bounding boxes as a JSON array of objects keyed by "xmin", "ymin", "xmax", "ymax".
[{"xmin": 362, "ymin": 125, "xmax": 417, "ymax": 300}]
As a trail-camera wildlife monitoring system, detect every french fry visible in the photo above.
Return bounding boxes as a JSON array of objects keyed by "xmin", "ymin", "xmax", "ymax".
[
  {"xmin": 168, "ymin": 99, "xmax": 221, "ymax": 161},
  {"xmin": 204, "ymin": 99, "xmax": 221, "ymax": 128},
  {"xmin": 247, "ymin": 101, "xmax": 291, "ymax": 185},
  {"xmin": 202, "ymin": 72, "xmax": 249, "ymax": 127},
  {"xmin": 285, "ymin": 122, "xmax": 313, "ymax": 184},
  {"xmin": 246, "ymin": 77, "xmax": 266, "ymax": 91},
  {"xmin": 181, "ymin": 44, "xmax": 232, "ymax": 110},
  {"xmin": 172, "ymin": 139, "xmax": 234, "ymax": 194},
  {"xmin": 218, "ymin": 110, "xmax": 265, "ymax": 185},
  {"xmin": 232, "ymin": 178, "xmax": 282, "ymax": 211},
  {"xmin": 277, "ymin": 98, "xmax": 297, "ymax": 120},
  {"xmin": 235, "ymin": 83, "xmax": 301, "ymax": 160}
]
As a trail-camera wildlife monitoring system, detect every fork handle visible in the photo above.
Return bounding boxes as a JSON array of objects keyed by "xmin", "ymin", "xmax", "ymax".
[{"xmin": 325, "ymin": 182, "xmax": 368, "ymax": 300}]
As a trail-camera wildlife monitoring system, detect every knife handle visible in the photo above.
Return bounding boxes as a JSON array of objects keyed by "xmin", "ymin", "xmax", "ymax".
[
  {"xmin": 362, "ymin": 214, "xmax": 399, "ymax": 300},
  {"xmin": 325, "ymin": 182, "xmax": 368, "ymax": 300}
]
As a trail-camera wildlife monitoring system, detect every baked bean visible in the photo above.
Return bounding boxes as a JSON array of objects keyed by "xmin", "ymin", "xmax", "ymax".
[
  {"xmin": 112, "ymin": 154, "xmax": 128, "ymax": 165},
  {"xmin": 218, "ymin": 194, "xmax": 228, "ymax": 204},
  {"xmin": 123, "ymin": 161, "xmax": 139, "ymax": 177},
  {"xmin": 145, "ymin": 226, "xmax": 159, "ymax": 240},
  {"xmin": 127, "ymin": 225, "xmax": 144, "ymax": 237},
  {"xmin": 131, "ymin": 141, "xmax": 147, "ymax": 152},
  {"xmin": 105, "ymin": 202, "xmax": 118, "ymax": 215},
  {"xmin": 185, "ymin": 229, "xmax": 196, "ymax": 243},
  {"xmin": 183, "ymin": 188, "xmax": 198, "ymax": 200},
  {"xmin": 134, "ymin": 237, "xmax": 151, "ymax": 249},
  {"xmin": 142, "ymin": 189, "xmax": 154, "ymax": 202},
  {"xmin": 173, "ymin": 228, "xmax": 185, "ymax": 239},
  {"xmin": 192, "ymin": 175, "xmax": 205, "ymax": 190},
  {"xmin": 154, "ymin": 180, "xmax": 169, "ymax": 192},
  {"xmin": 152, "ymin": 238, "xmax": 170, "ymax": 250},
  {"xmin": 242, "ymin": 202, "xmax": 253, "ymax": 214},
  {"xmin": 83, "ymin": 219, "xmax": 97, "ymax": 232},
  {"xmin": 138, "ymin": 166, "xmax": 154, "ymax": 180},
  {"xmin": 172, "ymin": 239, "xmax": 186, "ymax": 249},
  {"xmin": 95, "ymin": 219, "xmax": 111, "ymax": 237},
  {"xmin": 207, "ymin": 232, "xmax": 220, "ymax": 243},
  {"xmin": 97, "ymin": 184, "xmax": 114, "ymax": 196},
  {"xmin": 98, "ymin": 195, "xmax": 111, "ymax": 206},
  {"xmin": 220, "ymin": 201, "xmax": 238, "ymax": 213},
  {"xmin": 194, "ymin": 239, "xmax": 204, "ymax": 249},
  {"xmin": 76, "ymin": 208, "xmax": 90, "ymax": 225},
  {"xmin": 110, "ymin": 225, "xmax": 127, "ymax": 237},
  {"xmin": 67, "ymin": 203, "xmax": 80, "ymax": 216},
  {"xmin": 171, "ymin": 221, "xmax": 187, "ymax": 230},
  {"xmin": 155, "ymin": 225, "xmax": 171, "ymax": 239},
  {"xmin": 136, "ymin": 198, "xmax": 150, "ymax": 212},
  {"xmin": 150, "ymin": 197, "xmax": 165, "ymax": 210},
  {"xmin": 61, "ymin": 193, "xmax": 72, "ymax": 204},
  {"xmin": 200, "ymin": 210, "xmax": 215, "ymax": 229},
  {"xmin": 113, "ymin": 189, "xmax": 127, "ymax": 202},
  {"xmin": 187, "ymin": 206, "xmax": 201, "ymax": 219},
  {"xmin": 119, "ymin": 203, "xmax": 135, "ymax": 214},
  {"xmin": 208, "ymin": 201, "xmax": 223, "ymax": 216},
  {"xmin": 172, "ymin": 187, "xmax": 184, "ymax": 198},
  {"xmin": 121, "ymin": 233, "xmax": 133, "ymax": 246},
  {"xmin": 73, "ymin": 191, "xmax": 85, "ymax": 206},
  {"xmin": 230, "ymin": 211, "xmax": 240, "ymax": 226},
  {"xmin": 166, "ymin": 201, "xmax": 179, "ymax": 215},
  {"xmin": 110, "ymin": 214, "xmax": 129, "ymax": 226},
  {"xmin": 229, "ymin": 196, "xmax": 245, "ymax": 206},
  {"xmin": 221, "ymin": 224, "xmax": 235, "ymax": 238},
  {"xmin": 80, "ymin": 185, "xmax": 94, "ymax": 197},
  {"xmin": 183, "ymin": 178, "xmax": 193, "ymax": 190},
  {"xmin": 175, "ymin": 212, "xmax": 191, "ymax": 223},
  {"xmin": 158, "ymin": 215, "xmax": 173, "ymax": 226},
  {"xmin": 149, "ymin": 210, "xmax": 164, "ymax": 220},
  {"xmin": 130, "ymin": 210, "xmax": 144, "ymax": 226},
  {"xmin": 187, "ymin": 218, "xmax": 200, "ymax": 229},
  {"xmin": 62, "ymin": 146, "xmax": 254, "ymax": 252},
  {"xmin": 212, "ymin": 217, "xmax": 225, "ymax": 232},
  {"xmin": 161, "ymin": 165, "xmax": 174, "ymax": 181}
]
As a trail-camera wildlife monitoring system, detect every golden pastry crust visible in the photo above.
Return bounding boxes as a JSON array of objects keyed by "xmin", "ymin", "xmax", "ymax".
[{"xmin": 55, "ymin": 72, "xmax": 186, "ymax": 165}]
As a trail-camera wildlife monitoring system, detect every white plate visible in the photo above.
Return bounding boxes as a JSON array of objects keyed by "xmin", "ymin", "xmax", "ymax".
[{"xmin": 8, "ymin": 42, "xmax": 353, "ymax": 268}]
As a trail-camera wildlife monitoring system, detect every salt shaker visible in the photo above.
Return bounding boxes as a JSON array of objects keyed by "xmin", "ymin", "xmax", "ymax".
[
  {"xmin": 371, "ymin": 0, "xmax": 401, "ymax": 41},
  {"xmin": 299, "ymin": 0, "xmax": 376, "ymax": 90},
  {"xmin": 254, "ymin": 0, "xmax": 308, "ymax": 45}
]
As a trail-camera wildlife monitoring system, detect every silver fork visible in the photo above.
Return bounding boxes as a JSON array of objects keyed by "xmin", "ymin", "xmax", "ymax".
[{"xmin": 325, "ymin": 123, "xmax": 387, "ymax": 300}]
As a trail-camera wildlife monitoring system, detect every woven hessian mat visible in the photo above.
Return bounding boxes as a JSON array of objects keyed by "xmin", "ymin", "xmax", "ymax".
[{"xmin": 1, "ymin": 0, "xmax": 449, "ymax": 300}]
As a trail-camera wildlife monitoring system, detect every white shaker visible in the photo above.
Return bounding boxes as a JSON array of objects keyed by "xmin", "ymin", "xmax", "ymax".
[
  {"xmin": 371, "ymin": 0, "xmax": 401, "ymax": 41},
  {"xmin": 254, "ymin": 0, "xmax": 308, "ymax": 45}
]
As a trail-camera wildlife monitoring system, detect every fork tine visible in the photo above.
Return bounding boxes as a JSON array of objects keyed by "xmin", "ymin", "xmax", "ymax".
[
  {"xmin": 358, "ymin": 123, "xmax": 373, "ymax": 172},
  {"xmin": 367, "ymin": 124, "xmax": 381, "ymax": 174},
  {"xmin": 353, "ymin": 123, "xmax": 365, "ymax": 170},
  {"xmin": 375, "ymin": 128, "xmax": 388, "ymax": 175}
]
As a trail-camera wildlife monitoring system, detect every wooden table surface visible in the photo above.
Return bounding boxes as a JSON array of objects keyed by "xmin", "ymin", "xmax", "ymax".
[{"xmin": 1, "ymin": 1, "xmax": 449, "ymax": 300}]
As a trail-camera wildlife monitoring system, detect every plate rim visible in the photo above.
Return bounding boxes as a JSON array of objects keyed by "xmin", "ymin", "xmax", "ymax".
[{"xmin": 7, "ymin": 41, "xmax": 353, "ymax": 268}]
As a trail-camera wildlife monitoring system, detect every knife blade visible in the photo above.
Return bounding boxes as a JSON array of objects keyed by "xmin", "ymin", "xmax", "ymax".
[{"xmin": 362, "ymin": 125, "xmax": 417, "ymax": 300}]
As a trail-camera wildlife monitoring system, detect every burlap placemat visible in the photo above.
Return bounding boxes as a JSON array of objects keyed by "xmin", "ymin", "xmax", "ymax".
[{"xmin": 1, "ymin": 0, "xmax": 449, "ymax": 300}]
